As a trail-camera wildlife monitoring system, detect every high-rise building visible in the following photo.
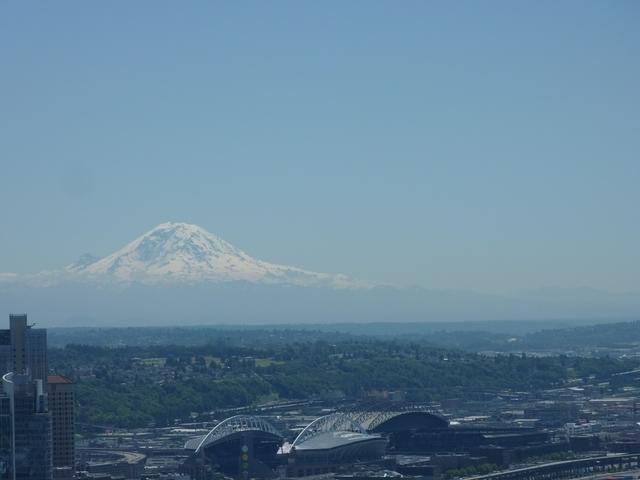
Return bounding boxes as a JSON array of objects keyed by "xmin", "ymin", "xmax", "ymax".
[
  {"xmin": 0, "ymin": 331, "xmax": 10, "ymax": 379},
  {"xmin": 1, "ymin": 314, "xmax": 48, "ymax": 382},
  {"xmin": 26, "ymin": 328, "xmax": 48, "ymax": 382},
  {"xmin": 2, "ymin": 372, "xmax": 53, "ymax": 480},
  {"xmin": 0, "ymin": 314, "xmax": 61, "ymax": 480},
  {"xmin": 47, "ymin": 375, "xmax": 75, "ymax": 477},
  {"xmin": 8, "ymin": 316, "xmax": 27, "ymax": 376},
  {"xmin": 0, "ymin": 392, "xmax": 11, "ymax": 480}
]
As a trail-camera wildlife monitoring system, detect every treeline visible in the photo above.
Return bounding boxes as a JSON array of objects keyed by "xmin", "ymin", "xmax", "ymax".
[
  {"xmin": 47, "ymin": 326, "xmax": 360, "ymax": 349},
  {"xmin": 49, "ymin": 341, "xmax": 639, "ymax": 428},
  {"xmin": 75, "ymin": 376, "xmax": 273, "ymax": 427},
  {"xmin": 48, "ymin": 320, "xmax": 640, "ymax": 354},
  {"xmin": 523, "ymin": 320, "xmax": 640, "ymax": 350}
]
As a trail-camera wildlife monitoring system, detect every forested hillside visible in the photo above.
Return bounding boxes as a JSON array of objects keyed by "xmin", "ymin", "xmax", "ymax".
[{"xmin": 49, "ymin": 340, "xmax": 636, "ymax": 428}]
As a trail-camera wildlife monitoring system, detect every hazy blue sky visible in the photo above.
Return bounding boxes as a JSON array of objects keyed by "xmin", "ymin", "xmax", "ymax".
[{"xmin": 1, "ymin": 2, "xmax": 638, "ymax": 293}]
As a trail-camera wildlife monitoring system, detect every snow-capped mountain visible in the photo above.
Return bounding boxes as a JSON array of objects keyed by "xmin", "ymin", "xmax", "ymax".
[
  {"xmin": 4, "ymin": 222, "xmax": 640, "ymax": 326},
  {"xmin": 64, "ymin": 222, "xmax": 359, "ymax": 288}
]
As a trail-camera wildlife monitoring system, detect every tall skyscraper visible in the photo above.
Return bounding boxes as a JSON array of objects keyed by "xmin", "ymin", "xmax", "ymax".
[
  {"xmin": 0, "ymin": 391, "xmax": 11, "ymax": 480},
  {"xmin": 0, "ymin": 331, "xmax": 10, "ymax": 379},
  {"xmin": 1, "ymin": 314, "xmax": 48, "ymax": 382},
  {"xmin": 0, "ymin": 314, "xmax": 59, "ymax": 480},
  {"xmin": 26, "ymin": 328, "xmax": 48, "ymax": 382},
  {"xmin": 8, "ymin": 316, "xmax": 27, "ymax": 377},
  {"xmin": 1, "ymin": 372, "xmax": 53, "ymax": 480},
  {"xmin": 47, "ymin": 375, "xmax": 75, "ymax": 477}
]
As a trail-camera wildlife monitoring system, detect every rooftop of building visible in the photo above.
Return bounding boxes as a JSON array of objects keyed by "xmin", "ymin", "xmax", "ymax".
[
  {"xmin": 293, "ymin": 431, "xmax": 385, "ymax": 451},
  {"xmin": 48, "ymin": 374, "xmax": 73, "ymax": 384}
]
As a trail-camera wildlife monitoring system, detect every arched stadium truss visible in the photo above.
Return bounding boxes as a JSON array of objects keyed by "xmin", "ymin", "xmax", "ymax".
[
  {"xmin": 292, "ymin": 413, "xmax": 366, "ymax": 447},
  {"xmin": 194, "ymin": 415, "xmax": 283, "ymax": 453}
]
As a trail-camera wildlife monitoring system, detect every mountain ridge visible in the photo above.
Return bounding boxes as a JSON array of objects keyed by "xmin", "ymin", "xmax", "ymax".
[
  {"xmin": 2, "ymin": 223, "xmax": 640, "ymax": 327},
  {"xmin": 5, "ymin": 222, "xmax": 364, "ymax": 289}
]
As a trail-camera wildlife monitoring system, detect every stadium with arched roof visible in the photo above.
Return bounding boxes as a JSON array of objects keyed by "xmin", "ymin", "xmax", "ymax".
[
  {"xmin": 182, "ymin": 415, "xmax": 284, "ymax": 478},
  {"xmin": 286, "ymin": 414, "xmax": 387, "ymax": 477},
  {"xmin": 348, "ymin": 409, "xmax": 449, "ymax": 433}
]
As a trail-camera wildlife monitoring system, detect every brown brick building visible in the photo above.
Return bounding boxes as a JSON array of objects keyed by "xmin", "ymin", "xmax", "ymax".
[{"xmin": 48, "ymin": 375, "xmax": 75, "ymax": 477}]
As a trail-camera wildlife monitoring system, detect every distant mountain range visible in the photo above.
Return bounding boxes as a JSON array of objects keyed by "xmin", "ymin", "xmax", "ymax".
[
  {"xmin": 2, "ymin": 222, "xmax": 361, "ymax": 288},
  {"xmin": 44, "ymin": 319, "xmax": 640, "ymax": 351},
  {"xmin": 1, "ymin": 222, "xmax": 639, "ymax": 327},
  {"xmin": 65, "ymin": 222, "xmax": 363, "ymax": 288}
]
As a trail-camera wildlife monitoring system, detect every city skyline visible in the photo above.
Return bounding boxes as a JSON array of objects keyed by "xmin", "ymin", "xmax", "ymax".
[{"xmin": 3, "ymin": 3, "xmax": 640, "ymax": 479}]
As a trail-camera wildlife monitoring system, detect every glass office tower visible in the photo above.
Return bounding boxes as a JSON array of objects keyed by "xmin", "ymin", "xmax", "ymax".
[{"xmin": 2, "ymin": 372, "xmax": 53, "ymax": 480}]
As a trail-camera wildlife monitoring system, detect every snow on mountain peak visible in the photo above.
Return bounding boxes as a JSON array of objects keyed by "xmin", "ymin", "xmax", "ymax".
[{"xmin": 65, "ymin": 222, "xmax": 362, "ymax": 288}]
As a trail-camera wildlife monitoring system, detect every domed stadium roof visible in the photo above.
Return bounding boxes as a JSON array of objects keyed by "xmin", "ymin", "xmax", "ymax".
[
  {"xmin": 348, "ymin": 409, "xmax": 449, "ymax": 432},
  {"xmin": 291, "ymin": 413, "xmax": 386, "ymax": 452}
]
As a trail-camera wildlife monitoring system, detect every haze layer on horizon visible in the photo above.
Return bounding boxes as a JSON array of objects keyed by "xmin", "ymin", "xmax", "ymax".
[{"xmin": 1, "ymin": 2, "xmax": 638, "ymax": 294}]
